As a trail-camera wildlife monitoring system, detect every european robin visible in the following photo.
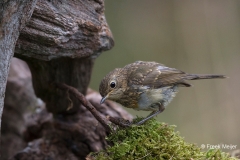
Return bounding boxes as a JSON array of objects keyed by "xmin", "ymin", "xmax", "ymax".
[{"xmin": 99, "ymin": 61, "xmax": 226, "ymax": 125}]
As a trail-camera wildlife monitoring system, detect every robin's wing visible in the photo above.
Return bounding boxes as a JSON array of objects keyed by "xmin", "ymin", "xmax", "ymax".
[{"xmin": 125, "ymin": 61, "xmax": 191, "ymax": 89}]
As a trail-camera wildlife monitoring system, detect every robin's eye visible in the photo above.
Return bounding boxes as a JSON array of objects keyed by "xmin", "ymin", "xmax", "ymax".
[{"xmin": 110, "ymin": 81, "xmax": 116, "ymax": 88}]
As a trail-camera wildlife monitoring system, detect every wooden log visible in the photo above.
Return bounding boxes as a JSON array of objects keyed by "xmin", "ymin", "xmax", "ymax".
[{"xmin": 14, "ymin": 0, "xmax": 114, "ymax": 115}]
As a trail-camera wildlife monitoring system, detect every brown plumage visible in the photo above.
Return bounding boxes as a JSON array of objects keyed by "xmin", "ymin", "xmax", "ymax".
[{"xmin": 99, "ymin": 61, "xmax": 226, "ymax": 125}]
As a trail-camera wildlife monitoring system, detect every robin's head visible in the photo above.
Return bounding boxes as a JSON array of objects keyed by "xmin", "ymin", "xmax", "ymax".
[{"xmin": 99, "ymin": 68, "xmax": 127, "ymax": 104}]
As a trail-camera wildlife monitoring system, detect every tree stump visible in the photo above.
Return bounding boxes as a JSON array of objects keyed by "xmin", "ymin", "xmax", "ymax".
[{"xmin": 15, "ymin": 0, "xmax": 114, "ymax": 114}]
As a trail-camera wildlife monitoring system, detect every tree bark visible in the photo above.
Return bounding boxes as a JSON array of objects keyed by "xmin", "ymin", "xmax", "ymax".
[
  {"xmin": 0, "ymin": 0, "xmax": 37, "ymax": 141},
  {"xmin": 15, "ymin": 0, "xmax": 113, "ymax": 61}
]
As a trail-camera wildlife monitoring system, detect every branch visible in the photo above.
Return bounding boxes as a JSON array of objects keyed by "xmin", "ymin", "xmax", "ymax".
[
  {"xmin": 52, "ymin": 82, "xmax": 112, "ymax": 133},
  {"xmin": 108, "ymin": 116, "xmax": 132, "ymax": 128}
]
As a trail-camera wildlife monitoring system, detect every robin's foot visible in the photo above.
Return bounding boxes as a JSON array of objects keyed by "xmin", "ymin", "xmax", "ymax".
[
  {"xmin": 135, "ymin": 111, "xmax": 160, "ymax": 125},
  {"xmin": 135, "ymin": 104, "xmax": 165, "ymax": 125}
]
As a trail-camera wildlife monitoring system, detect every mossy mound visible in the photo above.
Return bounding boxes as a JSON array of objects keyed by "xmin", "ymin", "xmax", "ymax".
[{"xmin": 92, "ymin": 118, "xmax": 237, "ymax": 160}]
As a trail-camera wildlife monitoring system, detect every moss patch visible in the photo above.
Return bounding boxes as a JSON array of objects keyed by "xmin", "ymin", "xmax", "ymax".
[{"xmin": 92, "ymin": 118, "xmax": 237, "ymax": 160}]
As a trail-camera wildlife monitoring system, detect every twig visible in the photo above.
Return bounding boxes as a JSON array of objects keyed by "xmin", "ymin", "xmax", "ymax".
[{"xmin": 52, "ymin": 82, "xmax": 112, "ymax": 133}]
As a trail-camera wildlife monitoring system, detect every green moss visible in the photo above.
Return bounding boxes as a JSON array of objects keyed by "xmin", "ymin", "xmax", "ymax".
[{"xmin": 92, "ymin": 118, "xmax": 237, "ymax": 160}]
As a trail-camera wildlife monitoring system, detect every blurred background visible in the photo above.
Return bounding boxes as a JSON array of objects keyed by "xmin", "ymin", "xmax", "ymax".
[{"xmin": 90, "ymin": 0, "xmax": 240, "ymax": 150}]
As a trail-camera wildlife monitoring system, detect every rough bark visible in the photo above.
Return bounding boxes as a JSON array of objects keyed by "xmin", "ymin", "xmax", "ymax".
[
  {"xmin": 15, "ymin": 0, "xmax": 113, "ymax": 61},
  {"xmin": 0, "ymin": 0, "xmax": 38, "ymax": 141}
]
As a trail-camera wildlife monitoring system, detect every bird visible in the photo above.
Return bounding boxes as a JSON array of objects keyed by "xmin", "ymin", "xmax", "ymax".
[{"xmin": 99, "ymin": 61, "xmax": 226, "ymax": 125}]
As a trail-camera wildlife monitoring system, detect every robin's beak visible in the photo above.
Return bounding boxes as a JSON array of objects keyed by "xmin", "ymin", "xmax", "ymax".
[{"xmin": 100, "ymin": 95, "xmax": 109, "ymax": 104}]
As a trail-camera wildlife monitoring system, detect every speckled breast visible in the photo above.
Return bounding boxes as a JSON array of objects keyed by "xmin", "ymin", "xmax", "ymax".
[{"xmin": 115, "ymin": 87, "xmax": 142, "ymax": 109}]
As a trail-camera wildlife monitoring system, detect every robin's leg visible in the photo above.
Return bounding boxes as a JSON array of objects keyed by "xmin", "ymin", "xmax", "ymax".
[{"xmin": 135, "ymin": 103, "xmax": 165, "ymax": 125}]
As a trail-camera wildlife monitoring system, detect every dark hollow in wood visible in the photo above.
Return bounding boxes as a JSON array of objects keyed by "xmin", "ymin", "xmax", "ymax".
[{"xmin": 24, "ymin": 57, "xmax": 94, "ymax": 114}]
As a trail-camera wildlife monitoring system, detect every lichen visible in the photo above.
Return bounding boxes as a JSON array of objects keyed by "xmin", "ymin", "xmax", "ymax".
[{"xmin": 91, "ymin": 118, "xmax": 237, "ymax": 160}]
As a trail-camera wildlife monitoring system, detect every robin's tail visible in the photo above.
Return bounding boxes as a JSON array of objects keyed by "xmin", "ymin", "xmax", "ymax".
[{"xmin": 185, "ymin": 74, "xmax": 227, "ymax": 80}]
